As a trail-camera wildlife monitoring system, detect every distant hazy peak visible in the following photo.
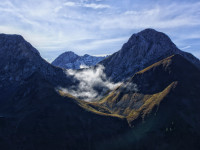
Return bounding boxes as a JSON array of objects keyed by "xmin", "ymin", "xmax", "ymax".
[
  {"xmin": 83, "ymin": 54, "xmax": 90, "ymax": 57},
  {"xmin": 52, "ymin": 51, "xmax": 106, "ymax": 69},
  {"xmin": 62, "ymin": 51, "xmax": 77, "ymax": 55}
]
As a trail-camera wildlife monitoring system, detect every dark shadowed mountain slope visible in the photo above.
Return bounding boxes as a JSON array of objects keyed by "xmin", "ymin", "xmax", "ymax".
[
  {"xmin": 0, "ymin": 34, "xmax": 77, "ymax": 100},
  {"xmin": 101, "ymin": 54, "xmax": 200, "ymax": 124},
  {"xmin": 98, "ymin": 54, "xmax": 200, "ymax": 149},
  {"xmin": 0, "ymin": 33, "xmax": 129, "ymax": 150},
  {"xmin": 52, "ymin": 51, "xmax": 106, "ymax": 69},
  {"xmin": 0, "ymin": 72, "xmax": 128, "ymax": 150},
  {"xmin": 99, "ymin": 29, "xmax": 200, "ymax": 82}
]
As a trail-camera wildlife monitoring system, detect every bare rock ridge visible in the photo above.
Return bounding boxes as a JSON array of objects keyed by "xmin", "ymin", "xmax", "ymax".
[
  {"xmin": 52, "ymin": 51, "xmax": 106, "ymax": 69},
  {"xmin": 99, "ymin": 28, "xmax": 200, "ymax": 82}
]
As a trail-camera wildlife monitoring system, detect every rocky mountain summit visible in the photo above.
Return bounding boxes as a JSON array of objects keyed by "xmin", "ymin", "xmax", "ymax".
[
  {"xmin": 0, "ymin": 34, "xmax": 77, "ymax": 100},
  {"xmin": 52, "ymin": 51, "xmax": 106, "ymax": 69},
  {"xmin": 100, "ymin": 29, "xmax": 200, "ymax": 82}
]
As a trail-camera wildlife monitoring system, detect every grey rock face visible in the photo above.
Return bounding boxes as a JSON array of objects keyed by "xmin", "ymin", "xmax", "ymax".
[
  {"xmin": 52, "ymin": 51, "xmax": 106, "ymax": 69},
  {"xmin": 0, "ymin": 34, "xmax": 76, "ymax": 100},
  {"xmin": 99, "ymin": 29, "xmax": 200, "ymax": 82}
]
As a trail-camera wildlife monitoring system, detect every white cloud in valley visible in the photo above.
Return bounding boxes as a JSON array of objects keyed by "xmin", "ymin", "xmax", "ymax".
[{"xmin": 60, "ymin": 65, "xmax": 121, "ymax": 101}]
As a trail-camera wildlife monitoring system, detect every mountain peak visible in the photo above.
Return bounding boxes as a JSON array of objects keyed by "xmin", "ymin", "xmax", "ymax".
[
  {"xmin": 128, "ymin": 28, "xmax": 174, "ymax": 45},
  {"xmin": 58, "ymin": 51, "xmax": 79, "ymax": 59},
  {"xmin": 139, "ymin": 28, "xmax": 158, "ymax": 33},
  {"xmin": 52, "ymin": 51, "xmax": 106, "ymax": 69},
  {"xmin": 63, "ymin": 51, "xmax": 77, "ymax": 55},
  {"xmin": 0, "ymin": 34, "xmax": 76, "ymax": 98},
  {"xmin": 100, "ymin": 29, "xmax": 200, "ymax": 82},
  {"xmin": 0, "ymin": 33, "xmax": 24, "ymax": 41},
  {"xmin": 83, "ymin": 54, "xmax": 90, "ymax": 57},
  {"xmin": 138, "ymin": 28, "xmax": 157, "ymax": 34},
  {"xmin": 0, "ymin": 33, "xmax": 40, "ymax": 56}
]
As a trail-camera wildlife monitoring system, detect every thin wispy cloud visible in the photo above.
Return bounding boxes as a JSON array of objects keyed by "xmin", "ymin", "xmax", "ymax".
[
  {"xmin": 0, "ymin": 0, "xmax": 199, "ymax": 61},
  {"xmin": 64, "ymin": 2, "xmax": 77, "ymax": 7},
  {"xmin": 63, "ymin": 1, "xmax": 110, "ymax": 9},
  {"xmin": 181, "ymin": 46, "xmax": 191, "ymax": 50},
  {"xmin": 84, "ymin": 3, "xmax": 110, "ymax": 9},
  {"xmin": 97, "ymin": 3, "xmax": 200, "ymax": 30}
]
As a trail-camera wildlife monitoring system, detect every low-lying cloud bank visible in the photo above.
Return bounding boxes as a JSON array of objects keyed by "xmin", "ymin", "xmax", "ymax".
[{"xmin": 60, "ymin": 65, "xmax": 122, "ymax": 102}]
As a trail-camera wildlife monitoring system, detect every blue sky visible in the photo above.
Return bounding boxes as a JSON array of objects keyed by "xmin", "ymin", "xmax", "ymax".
[{"xmin": 0, "ymin": 0, "xmax": 200, "ymax": 62}]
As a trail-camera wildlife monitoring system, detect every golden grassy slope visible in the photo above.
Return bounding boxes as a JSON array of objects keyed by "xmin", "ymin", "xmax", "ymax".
[
  {"xmin": 58, "ymin": 90, "xmax": 124, "ymax": 119},
  {"xmin": 126, "ymin": 82, "xmax": 177, "ymax": 123},
  {"xmin": 137, "ymin": 55, "xmax": 174, "ymax": 74},
  {"xmin": 58, "ymin": 55, "xmax": 181, "ymax": 126}
]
